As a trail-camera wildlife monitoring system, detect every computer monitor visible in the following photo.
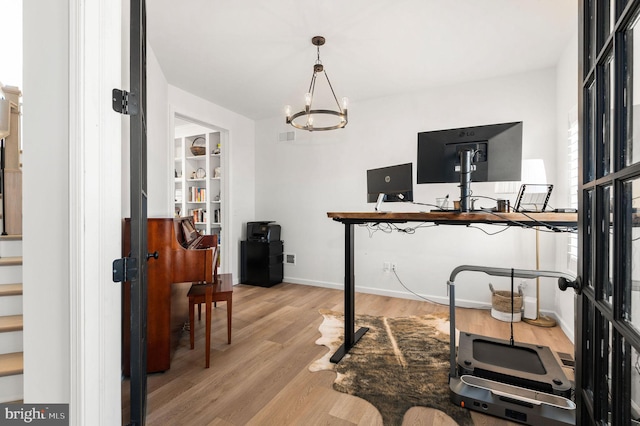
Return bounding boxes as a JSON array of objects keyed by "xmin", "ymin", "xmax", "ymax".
[
  {"xmin": 367, "ymin": 163, "xmax": 413, "ymax": 210},
  {"xmin": 416, "ymin": 121, "xmax": 523, "ymax": 211},
  {"xmin": 417, "ymin": 121, "xmax": 522, "ymax": 183}
]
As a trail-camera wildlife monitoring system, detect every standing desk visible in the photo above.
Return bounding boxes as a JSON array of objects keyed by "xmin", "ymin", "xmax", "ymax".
[{"xmin": 326, "ymin": 211, "xmax": 578, "ymax": 363}]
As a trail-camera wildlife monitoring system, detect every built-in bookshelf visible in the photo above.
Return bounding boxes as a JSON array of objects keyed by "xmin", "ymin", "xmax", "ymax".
[{"xmin": 174, "ymin": 125, "xmax": 224, "ymax": 250}]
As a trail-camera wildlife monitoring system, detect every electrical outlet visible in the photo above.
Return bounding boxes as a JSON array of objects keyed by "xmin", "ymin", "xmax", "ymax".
[
  {"xmin": 391, "ymin": 262, "xmax": 397, "ymax": 271},
  {"xmin": 383, "ymin": 262, "xmax": 390, "ymax": 272}
]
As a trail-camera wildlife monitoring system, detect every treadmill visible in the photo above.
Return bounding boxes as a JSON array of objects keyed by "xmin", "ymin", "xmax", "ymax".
[{"xmin": 447, "ymin": 265, "xmax": 581, "ymax": 425}]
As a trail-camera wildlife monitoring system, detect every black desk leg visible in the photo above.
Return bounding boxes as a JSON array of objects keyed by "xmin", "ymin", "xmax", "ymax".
[{"xmin": 330, "ymin": 222, "xmax": 369, "ymax": 363}]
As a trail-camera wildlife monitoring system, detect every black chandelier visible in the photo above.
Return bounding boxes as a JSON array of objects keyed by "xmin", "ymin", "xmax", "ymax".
[{"xmin": 285, "ymin": 36, "xmax": 348, "ymax": 131}]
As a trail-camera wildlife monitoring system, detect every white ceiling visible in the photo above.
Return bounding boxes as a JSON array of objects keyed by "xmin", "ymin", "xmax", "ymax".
[{"xmin": 148, "ymin": 0, "xmax": 577, "ymax": 121}]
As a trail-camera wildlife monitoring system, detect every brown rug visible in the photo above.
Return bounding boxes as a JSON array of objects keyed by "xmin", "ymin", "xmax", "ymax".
[{"xmin": 310, "ymin": 310, "xmax": 473, "ymax": 426}]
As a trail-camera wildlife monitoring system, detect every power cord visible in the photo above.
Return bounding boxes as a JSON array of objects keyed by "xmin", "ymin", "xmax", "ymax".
[
  {"xmin": 359, "ymin": 221, "xmax": 438, "ymax": 237},
  {"xmin": 466, "ymin": 224, "xmax": 512, "ymax": 236},
  {"xmin": 391, "ymin": 268, "xmax": 492, "ymax": 310},
  {"xmin": 484, "ymin": 209, "xmax": 577, "ymax": 234},
  {"xmin": 391, "ymin": 268, "xmax": 447, "ymax": 305}
]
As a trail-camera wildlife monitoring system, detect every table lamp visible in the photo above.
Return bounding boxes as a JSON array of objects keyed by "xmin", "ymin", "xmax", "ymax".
[
  {"xmin": 521, "ymin": 159, "xmax": 556, "ymax": 327},
  {"xmin": 494, "ymin": 160, "xmax": 556, "ymax": 327}
]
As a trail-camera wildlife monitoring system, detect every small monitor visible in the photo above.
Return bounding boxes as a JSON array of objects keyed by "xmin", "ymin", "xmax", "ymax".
[
  {"xmin": 416, "ymin": 121, "xmax": 523, "ymax": 184},
  {"xmin": 367, "ymin": 163, "xmax": 414, "ymax": 206}
]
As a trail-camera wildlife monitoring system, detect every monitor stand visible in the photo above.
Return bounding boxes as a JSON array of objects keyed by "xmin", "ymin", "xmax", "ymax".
[
  {"xmin": 375, "ymin": 193, "xmax": 386, "ymax": 212},
  {"xmin": 458, "ymin": 149, "xmax": 474, "ymax": 212}
]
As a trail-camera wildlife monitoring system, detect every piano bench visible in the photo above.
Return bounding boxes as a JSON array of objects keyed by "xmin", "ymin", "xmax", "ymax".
[{"xmin": 187, "ymin": 273, "xmax": 233, "ymax": 368}]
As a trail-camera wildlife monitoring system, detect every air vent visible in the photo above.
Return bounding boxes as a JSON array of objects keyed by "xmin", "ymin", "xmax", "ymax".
[
  {"xmin": 284, "ymin": 253, "xmax": 296, "ymax": 265},
  {"xmin": 278, "ymin": 131, "xmax": 295, "ymax": 142}
]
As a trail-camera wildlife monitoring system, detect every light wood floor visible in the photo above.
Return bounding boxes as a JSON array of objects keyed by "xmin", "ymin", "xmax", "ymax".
[{"xmin": 122, "ymin": 283, "xmax": 574, "ymax": 425}]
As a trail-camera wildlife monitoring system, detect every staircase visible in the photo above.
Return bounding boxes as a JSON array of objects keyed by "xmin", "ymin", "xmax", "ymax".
[
  {"xmin": 0, "ymin": 85, "xmax": 23, "ymax": 402},
  {"xmin": 0, "ymin": 235, "xmax": 23, "ymax": 402}
]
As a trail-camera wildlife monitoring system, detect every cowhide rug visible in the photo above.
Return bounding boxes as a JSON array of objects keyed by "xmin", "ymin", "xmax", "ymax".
[{"xmin": 310, "ymin": 310, "xmax": 473, "ymax": 426}]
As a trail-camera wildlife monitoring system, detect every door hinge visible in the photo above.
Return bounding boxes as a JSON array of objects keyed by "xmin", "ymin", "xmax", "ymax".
[
  {"xmin": 112, "ymin": 257, "xmax": 138, "ymax": 283},
  {"xmin": 112, "ymin": 88, "xmax": 139, "ymax": 115}
]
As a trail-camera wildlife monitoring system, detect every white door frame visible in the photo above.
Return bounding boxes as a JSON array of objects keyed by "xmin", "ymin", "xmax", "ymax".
[{"xmin": 68, "ymin": 0, "xmax": 123, "ymax": 424}]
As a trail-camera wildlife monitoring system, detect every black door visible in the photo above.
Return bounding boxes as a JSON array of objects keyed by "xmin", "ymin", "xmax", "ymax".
[
  {"xmin": 126, "ymin": 0, "xmax": 148, "ymax": 424},
  {"xmin": 578, "ymin": 0, "xmax": 640, "ymax": 423}
]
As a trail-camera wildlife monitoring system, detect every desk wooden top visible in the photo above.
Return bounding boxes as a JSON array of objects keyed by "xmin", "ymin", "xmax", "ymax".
[{"xmin": 327, "ymin": 211, "xmax": 577, "ymax": 227}]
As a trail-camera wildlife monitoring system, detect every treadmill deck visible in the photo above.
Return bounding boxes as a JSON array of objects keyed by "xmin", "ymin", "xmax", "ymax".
[{"xmin": 456, "ymin": 332, "xmax": 572, "ymax": 398}]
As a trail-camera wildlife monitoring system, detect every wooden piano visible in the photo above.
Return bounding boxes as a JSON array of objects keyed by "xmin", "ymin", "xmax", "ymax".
[{"xmin": 122, "ymin": 217, "xmax": 216, "ymax": 374}]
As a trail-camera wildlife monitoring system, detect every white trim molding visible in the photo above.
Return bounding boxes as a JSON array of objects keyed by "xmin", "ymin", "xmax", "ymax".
[{"xmin": 69, "ymin": 0, "xmax": 122, "ymax": 424}]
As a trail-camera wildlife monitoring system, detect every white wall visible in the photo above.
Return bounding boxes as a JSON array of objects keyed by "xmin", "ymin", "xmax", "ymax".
[
  {"xmin": 554, "ymin": 31, "xmax": 579, "ymax": 342},
  {"xmin": 22, "ymin": 0, "xmax": 70, "ymax": 403},
  {"xmin": 147, "ymin": 47, "xmax": 170, "ymax": 216},
  {"xmin": 121, "ymin": 45, "xmax": 169, "ymax": 217},
  {"xmin": 255, "ymin": 68, "xmax": 562, "ymax": 310},
  {"xmin": 167, "ymin": 86, "xmax": 256, "ymax": 279}
]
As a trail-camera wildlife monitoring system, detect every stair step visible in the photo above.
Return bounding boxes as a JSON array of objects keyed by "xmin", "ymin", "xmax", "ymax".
[
  {"xmin": 0, "ymin": 257, "xmax": 21, "ymax": 267},
  {"xmin": 0, "ymin": 315, "xmax": 22, "ymax": 333},
  {"xmin": 0, "ymin": 328, "xmax": 23, "ymax": 354},
  {"xmin": 0, "ymin": 284, "xmax": 21, "ymax": 297},
  {"xmin": 0, "ymin": 352, "xmax": 23, "ymax": 377},
  {"xmin": 0, "ymin": 374, "xmax": 23, "ymax": 403}
]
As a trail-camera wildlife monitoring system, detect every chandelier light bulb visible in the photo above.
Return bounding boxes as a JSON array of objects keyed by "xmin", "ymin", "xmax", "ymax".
[
  {"xmin": 305, "ymin": 92, "xmax": 312, "ymax": 106},
  {"xmin": 285, "ymin": 105, "xmax": 292, "ymax": 119},
  {"xmin": 342, "ymin": 97, "xmax": 349, "ymax": 111}
]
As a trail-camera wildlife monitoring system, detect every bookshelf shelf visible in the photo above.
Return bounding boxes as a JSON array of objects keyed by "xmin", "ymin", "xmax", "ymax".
[{"xmin": 174, "ymin": 128, "xmax": 223, "ymax": 244}]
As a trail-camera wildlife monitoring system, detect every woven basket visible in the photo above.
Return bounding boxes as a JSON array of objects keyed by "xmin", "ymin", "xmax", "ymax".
[
  {"xmin": 190, "ymin": 137, "xmax": 206, "ymax": 156},
  {"xmin": 489, "ymin": 283, "xmax": 523, "ymax": 313}
]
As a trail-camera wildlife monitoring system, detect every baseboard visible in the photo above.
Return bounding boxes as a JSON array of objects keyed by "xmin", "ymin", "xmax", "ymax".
[
  {"xmin": 282, "ymin": 276, "xmax": 574, "ymax": 346},
  {"xmin": 540, "ymin": 309, "xmax": 574, "ymax": 344},
  {"xmin": 281, "ymin": 276, "xmax": 492, "ymax": 310}
]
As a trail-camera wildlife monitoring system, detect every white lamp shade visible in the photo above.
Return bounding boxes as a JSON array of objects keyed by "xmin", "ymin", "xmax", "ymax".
[
  {"xmin": 494, "ymin": 181, "xmax": 520, "ymax": 195},
  {"xmin": 494, "ymin": 159, "xmax": 547, "ymax": 194},
  {"xmin": 521, "ymin": 159, "xmax": 547, "ymax": 185},
  {"xmin": 0, "ymin": 99, "xmax": 10, "ymax": 139}
]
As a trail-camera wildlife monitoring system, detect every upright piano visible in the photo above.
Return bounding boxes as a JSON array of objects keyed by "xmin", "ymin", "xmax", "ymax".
[{"xmin": 122, "ymin": 217, "xmax": 216, "ymax": 374}]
